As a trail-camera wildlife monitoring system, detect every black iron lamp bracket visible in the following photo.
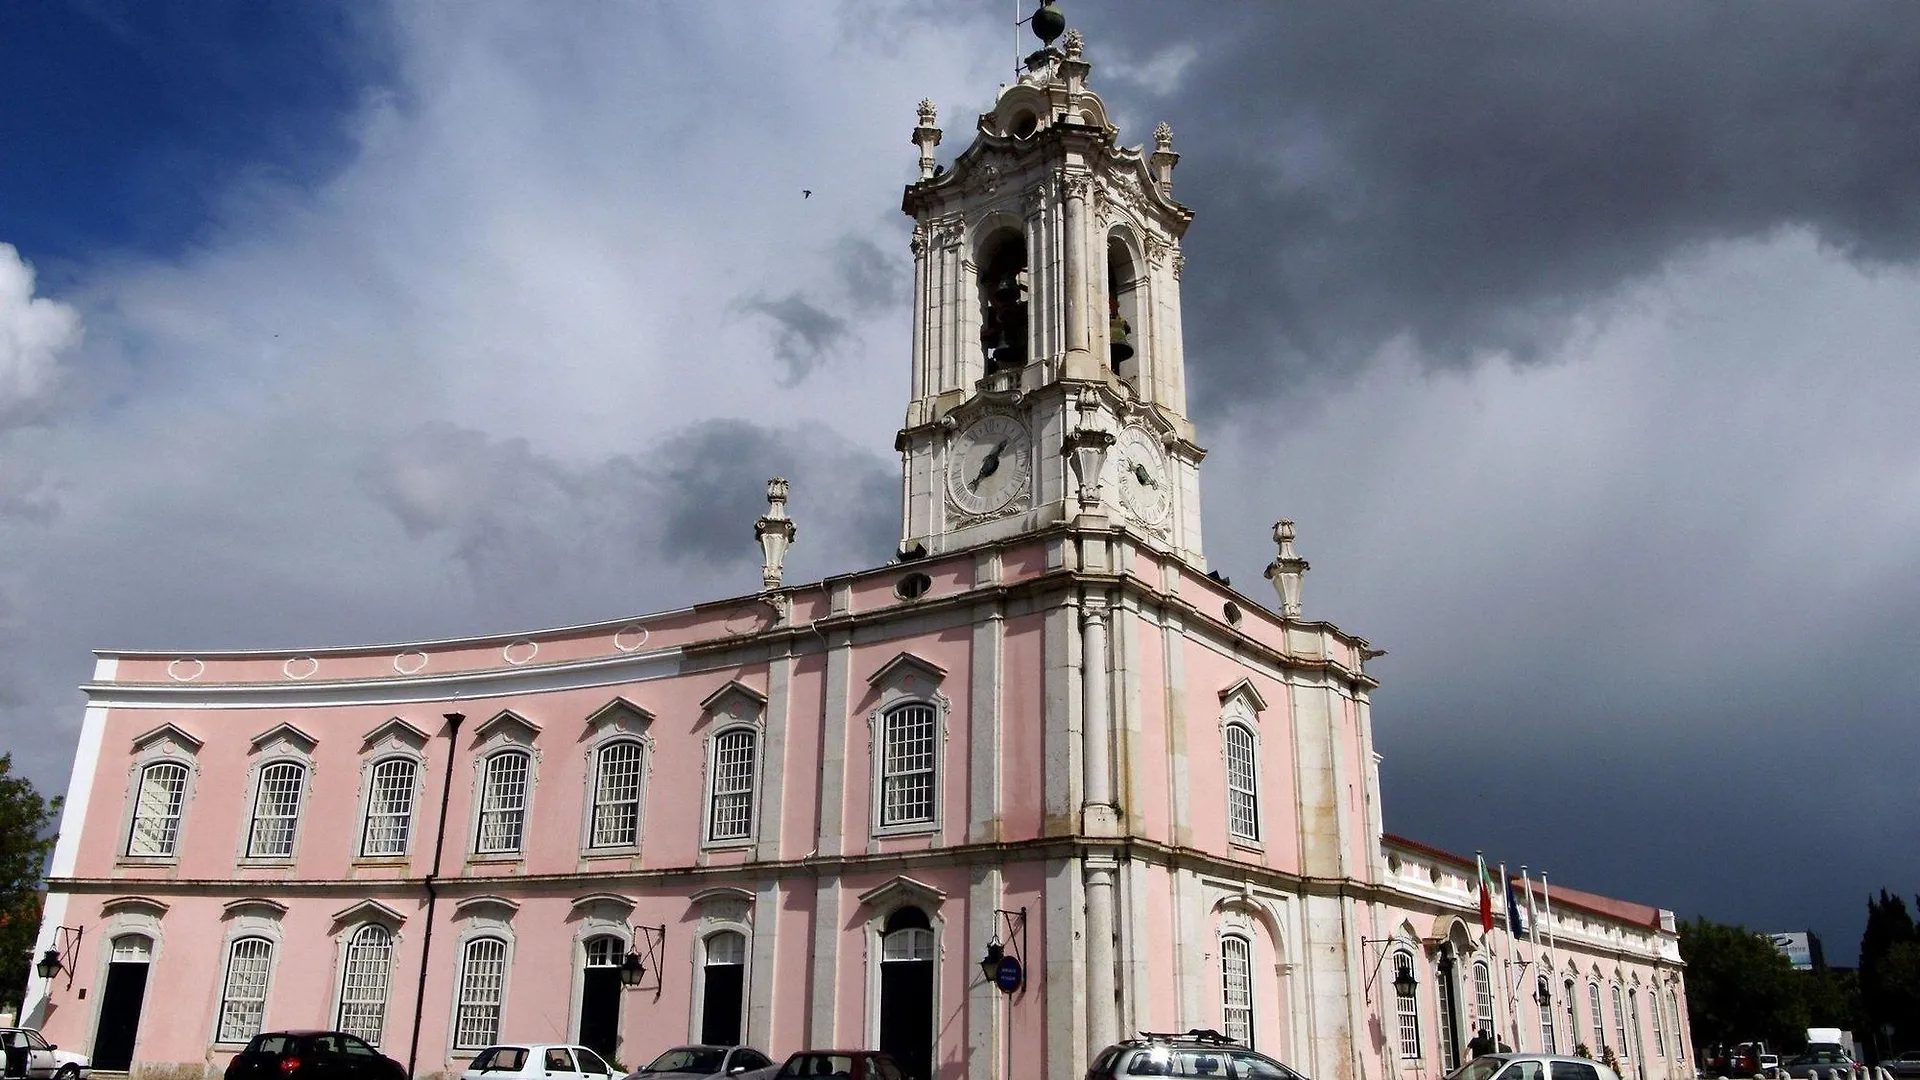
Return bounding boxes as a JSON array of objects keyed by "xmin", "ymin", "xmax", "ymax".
[
  {"xmin": 1360, "ymin": 935, "xmax": 1416, "ymax": 1003},
  {"xmin": 979, "ymin": 907, "xmax": 1029, "ymax": 994},
  {"xmin": 623, "ymin": 923, "xmax": 667, "ymax": 996},
  {"xmin": 36, "ymin": 925, "xmax": 84, "ymax": 990}
]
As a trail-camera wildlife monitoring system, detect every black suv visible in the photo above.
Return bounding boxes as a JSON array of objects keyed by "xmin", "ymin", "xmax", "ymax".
[
  {"xmin": 1086, "ymin": 1030, "xmax": 1310, "ymax": 1080},
  {"xmin": 224, "ymin": 1031, "xmax": 407, "ymax": 1080}
]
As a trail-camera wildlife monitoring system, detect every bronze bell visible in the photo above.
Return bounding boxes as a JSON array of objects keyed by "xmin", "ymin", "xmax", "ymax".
[{"xmin": 1109, "ymin": 313, "xmax": 1134, "ymax": 366}]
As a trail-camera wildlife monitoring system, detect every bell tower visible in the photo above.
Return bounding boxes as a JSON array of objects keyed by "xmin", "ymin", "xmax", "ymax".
[{"xmin": 897, "ymin": 9, "xmax": 1205, "ymax": 568}]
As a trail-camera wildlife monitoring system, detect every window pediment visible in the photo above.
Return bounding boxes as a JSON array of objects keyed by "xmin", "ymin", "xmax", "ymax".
[
  {"xmin": 584, "ymin": 697, "xmax": 655, "ymax": 738},
  {"xmin": 569, "ymin": 892, "xmax": 636, "ymax": 919},
  {"xmin": 866, "ymin": 651, "xmax": 948, "ymax": 691},
  {"xmin": 131, "ymin": 722, "xmax": 202, "ymax": 755},
  {"xmin": 249, "ymin": 722, "xmax": 317, "ymax": 756},
  {"xmin": 453, "ymin": 894, "xmax": 520, "ymax": 920},
  {"xmin": 101, "ymin": 895, "xmax": 170, "ymax": 918},
  {"xmin": 473, "ymin": 709, "xmax": 541, "ymax": 746},
  {"xmin": 698, "ymin": 681, "xmax": 767, "ymax": 726},
  {"xmin": 857, "ymin": 875, "xmax": 946, "ymax": 913},
  {"xmin": 361, "ymin": 717, "xmax": 430, "ymax": 754},
  {"xmin": 331, "ymin": 898, "xmax": 406, "ymax": 929},
  {"xmin": 222, "ymin": 897, "xmax": 288, "ymax": 920},
  {"xmin": 1217, "ymin": 677, "xmax": 1269, "ymax": 714}
]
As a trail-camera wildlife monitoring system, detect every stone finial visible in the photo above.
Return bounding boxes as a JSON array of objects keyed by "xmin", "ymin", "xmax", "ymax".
[
  {"xmin": 1263, "ymin": 519, "xmax": 1310, "ymax": 618},
  {"xmin": 1064, "ymin": 428, "xmax": 1115, "ymax": 512},
  {"xmin": 754, "ymin": 478, "xmax": 798, "ymax": 592},
  {"xmin": 911, "ymin": 99, "xmax": 943, "ymax": 181},
  {"xmin": 1153, "ymin": 121, "xmax": 1173, "ymax": 152},
  {"xmin": 1063, "ymin": 28, "xmax": 1084, "ymax": 58},
  {"xmin": 1150, "ymin": 121, "xmax": 1181, "ymax": 196}
]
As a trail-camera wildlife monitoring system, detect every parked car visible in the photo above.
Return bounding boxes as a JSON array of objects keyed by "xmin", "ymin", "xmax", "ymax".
[
  {"xmin": 1778, "ymin": 1048, "xmax": 1855, "ymax": 1080},
  {"xmin": 771, "ymin": 1051, "xmax": 908, "ymax": 1080},
  {"xmin": 223, "ymin": 1031, "xmax": 404, "ymax": 1080},
  {"xmin": 460, "ymin": 1045, "xmax": 618, "ymax": 1080},
  {"xmin": 0, "ymin": 1028, "xmax": 88, "ymax": 1080},
  {"xmin": 1445, "ymin": 1054, "xmax": 1624, "ymax": 1080},
  {"xmin": 1085, "ymin": 1028, "xmax": 1310, "ymax": 1080},
  {"xmin": 1883, "ymin": 1052, "xmax": 1920, "ymax": 1079},
  {"xmin": 630, "ymin": 1047, "xmax": 778, "ymax": 1080}
]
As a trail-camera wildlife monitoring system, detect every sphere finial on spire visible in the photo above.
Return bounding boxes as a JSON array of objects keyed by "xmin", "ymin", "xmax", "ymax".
[{"xmin": 1031, "ymin": 2, "xmax": 1065, "ymax": 45}]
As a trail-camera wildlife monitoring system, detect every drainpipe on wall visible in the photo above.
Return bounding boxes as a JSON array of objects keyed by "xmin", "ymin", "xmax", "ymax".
[{"xmin": 407, "ymin": 711, "xmax": 464, "ymax": 1079}]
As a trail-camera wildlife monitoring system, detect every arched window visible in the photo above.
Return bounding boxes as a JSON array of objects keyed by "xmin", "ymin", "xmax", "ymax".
[
  {"xmin": 879, "ymin": 907, "xmax": 936, "ymax": 1080},
  {"xmin": 1539, "ymin": 976, "xmax": 1557, "ymax": 1053},
  {"xmin": 700, "ymin": 931, "xmax": 748, "ymax": 1045},
  {"xmin": 977, "ymin": 231, "xmax": 1029, "ymax": 376},
  {"xmin": 1107, "ymin": 235, "xmax": 1142, "ymax": 378},
  {"xmin": 127, "ymin": 761, "xmax": 188, "ymax": 856},
  {"xmin": 589, "ymin": 740, "xmax": 645, "ymax": 848},
  {"xmin": 880, "ymin": 703, "xmax": 938, "ymax": 826},
  {"xmin": 1224, "ymin": 723, "xmax": 1259, "ymax": 842},
  {"xmin": 455, "ymin": 937, "xmax": 508, "ymax": 1049},
  {"xmin": 1628, "ymin": 987, "xmax": 1645, "ymax": 1069},
  {"xmin": 1610, "ymin": 983, "xmax": 1627, "ymax": 1056},
  {"xmin": 337, "ymin": 924, "xmax": 393, "ymax": 1047},
  {"xmin": 1394, "ymin": 952, "xmax": 1421, "ymax": 1059},
  {"xmin": 1667, "ymin": 990, "xmax": 1683, "ymax": 1060},
  {"xmin": 476, "ymin": 751, "xmax": 530, "ymax": 854},
  {"xmin": 1588, "ymin": 981, "xmax": 1605, "ymax": 1052},
  {"xmin": 707, "ymin": 728, "xmax": 758, "ymax": 842},
  {"xmin": 579, "ymin": 936, "xmax": 624, "ymax": 1062},
  {"xmin": 247, "ymin": 762, "xmax": 306, "ymax": 858},
  {"xmin": 1566, "ymin": 979, "xmax": 1579, "ymax": 1052},
  {"xmin": 361, "ymin": 758, "xmax": 417, "ymax": 857},
  {"xmin": 1220, "ymin": 935, "xmax": 1254, "ymax": 1047},
  {"xmin": 217, "ymin": 936, "xmax": 275, "ymax": 1043},
  {"xmin": 1650, "ymin": 985, "xmax": 1665, "ymax": 1057},
  {"xmin": 1474, "ymin": 960, "xmax": 1495, "ymax": 1038}
]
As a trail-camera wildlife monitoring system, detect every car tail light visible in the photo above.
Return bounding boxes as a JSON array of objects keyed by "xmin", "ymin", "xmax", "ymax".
[{"xmin": 280, "ymin": 1060, "xmax": 302, "ymax": 1075}]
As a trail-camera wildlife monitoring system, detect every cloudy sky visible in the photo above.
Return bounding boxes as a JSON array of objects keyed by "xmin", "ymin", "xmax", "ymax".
[{"xmin": 3, "ymin": 2, "xmax": 1916, "ymax": 957}]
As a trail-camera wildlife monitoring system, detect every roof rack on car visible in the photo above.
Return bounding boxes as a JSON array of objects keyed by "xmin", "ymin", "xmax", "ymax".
[{"xmin": 1138, "ymin": 1030, "xmax": 1242, "ymax": 1046}]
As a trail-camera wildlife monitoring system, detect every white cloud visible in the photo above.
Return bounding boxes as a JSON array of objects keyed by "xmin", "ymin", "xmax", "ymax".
[{"xmin": 0, "ymin": 243, "xmax": 80, "ymax": 429}]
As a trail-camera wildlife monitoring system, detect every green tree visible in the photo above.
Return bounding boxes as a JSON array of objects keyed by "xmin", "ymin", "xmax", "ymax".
[
  {"xmin": 0, "ymin": 754, "xmax": 61, "ymax": 1011},
  {"xmin": 1861, "ymin": 892, "xmax": 1920, "ymax": 1053},
  {"xmin": 1679, "ymin": 917, "xmax": 1809, "ymax": 1050}
]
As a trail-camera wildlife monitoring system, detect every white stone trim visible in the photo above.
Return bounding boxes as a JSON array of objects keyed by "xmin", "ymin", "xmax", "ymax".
[
  {"xmin": 466, "ymin": 716, "xmax": 541, "ymax": 860},
  {"xmin": 447, "ymin": 904, "xmax": 517, "ymax": 1058},
  {"xmin": 577, "ymin": 701, "xmax": 656, "ymax": 858},
  {"xmin": 209, "ymin": 904, "xmax": 286, "ymax": 1048},
  {"xmin": 234, "ymin": 727, "xmax": 317, "ymax": 865},
  {"xmin": 866, "ymin": 658, "xmax": 952, "ymax": 842}
]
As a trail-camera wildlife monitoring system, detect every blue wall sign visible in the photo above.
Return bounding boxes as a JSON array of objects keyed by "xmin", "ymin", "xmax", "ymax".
[{"xmin": 994, "ymin": 954, "xmax": 1023, "ymax": 992}]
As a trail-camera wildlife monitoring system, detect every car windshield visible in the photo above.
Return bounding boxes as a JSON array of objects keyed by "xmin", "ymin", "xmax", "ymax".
[
  {"xmin": 780, "ymin": 1055, "xmax": 856, "ymax": 1078},
  {"xmin": 647, "ymin": 1049, "xmax": 730, "ymax": 1074},
  {"xmin": 1446, "ymin": 1058, "xmax": 1508, "ymax": 1080},
  {"xmin": 1124, "ymin": 1048, "xmax": 1293, "ymax": 1079},
  {"xmin": 473, "ymin": 1047, "xmax": 529, "ymax": 1072}
]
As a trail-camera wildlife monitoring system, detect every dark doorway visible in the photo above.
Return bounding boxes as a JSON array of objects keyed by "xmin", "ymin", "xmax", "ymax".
[
  {"xmin": 93, "ymin": 936, "xmax": 153, "ymax": 1072},
  {"xmin": 700, "ymin": 932, "xmax": 746, "ymax": 1046},
  {"xmin": 578, "ymin": 937, "xmax": 622, "ymax": 1064},
  {"xmin": 878, "ymin": 908, "xmax": 935, "ymax": 1080},
  {"xmin": 1437, "ymin": 951, "xmax": 1464, "ymax": 1073}
]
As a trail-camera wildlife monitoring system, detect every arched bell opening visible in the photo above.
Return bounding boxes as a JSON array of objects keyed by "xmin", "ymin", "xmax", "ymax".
[
  {"xmin": 1107, "ymin": 232, "xmax": 1144, "ymax": 384},
  {"xmin": 977, "ymin": 229, "xmax": 1029, "ymax": 377}
]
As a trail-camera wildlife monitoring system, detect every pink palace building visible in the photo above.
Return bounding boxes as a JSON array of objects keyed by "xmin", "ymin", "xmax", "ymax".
[{"xmin": 26, "ymin": 15, "xmax": 1692, "ymax": 1080}]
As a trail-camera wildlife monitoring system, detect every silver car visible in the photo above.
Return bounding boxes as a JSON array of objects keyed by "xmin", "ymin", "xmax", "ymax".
[
  {"xmin": 1445, "ymin": 1055, "xmax": 1624, "ymax": 1080},
  {"xmin": 629, "ymin": 1047, "xmax": 779, "ymax": 1080}
]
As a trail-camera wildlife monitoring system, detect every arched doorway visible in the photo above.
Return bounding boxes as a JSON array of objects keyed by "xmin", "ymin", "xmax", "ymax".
[
  {"xmin": 699, "ymin": 931, "xmax": 746, "ymax": 1045},
  {"xmin": 878, "ymin": 908, "xmax": 934, "ymax": 1080},
  {"xmin": 1436, "ymin": 949, "xmax": 1465, "ymax": 1072},
  {"xmin": 578, "ymin": 936, "xmax": 623, "ymax": 1063},
  {"xmin": 92, "ymin": 934, "xmax": 152, "ymax": 1071}
]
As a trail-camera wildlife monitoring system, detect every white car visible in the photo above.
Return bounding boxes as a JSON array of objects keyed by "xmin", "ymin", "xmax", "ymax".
[
  {"xmin": 0, "ymin": 1028, "xmax": 89, "ymax": 1080},
  {"xmin": 630, "ymin": 1046, "xmax": 780, "ymax": 1080},
  {"xmin": 461, "ymin": 1045, "xmax": 619, "ymax": 1080}
]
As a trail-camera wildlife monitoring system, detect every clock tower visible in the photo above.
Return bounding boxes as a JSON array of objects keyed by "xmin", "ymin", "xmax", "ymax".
[{"xmin": 897, "ymin": 14, "xmax": 1205, "ymax": 568}]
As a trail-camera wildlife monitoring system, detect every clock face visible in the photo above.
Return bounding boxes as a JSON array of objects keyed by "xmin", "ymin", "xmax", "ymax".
[
  {"xmin": 946, "ymin": 414, "xmax": 1033, "ymax": 517},
  {"xmin": 1115, "ymin": 426, "xmax": 1173, "ymax": 525}
]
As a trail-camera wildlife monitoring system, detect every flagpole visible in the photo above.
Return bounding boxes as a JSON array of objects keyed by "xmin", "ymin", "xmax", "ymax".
[
  {"xmin": 1541, "ymin": 870, "xmax": 1560, "ymax": 1049},
  {"xmin": 1523, "ymin": 865, "xmax": 1542, "ymax": 1050}
]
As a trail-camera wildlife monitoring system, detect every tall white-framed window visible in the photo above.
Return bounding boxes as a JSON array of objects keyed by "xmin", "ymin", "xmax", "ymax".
[
  {"xmin": 127, "ymin": 761, "xmax": 189, "ymax": 857},
  {"xmin": 1394, "ymin": 951, "xmax": 1421, "ymax": 1060},
  {"xmin": 1667, "ymin": 990, "xmax": 1684, "ymax": 1061},
  {"xmin": 1566, "ymin": 979, "xmax": 1579, "ymax": 1052},
  {"xmin": 1223, "ymin": 722, "xmax": 1259, "ymax": 842},
  {"xmin": 455, "ymin": 937, "xmax": 508, "ymax": 1049},
  {"xmin": 1220, "ymin": 935, "xmax": 1254, "ymax": 1047},
  {"xmin": 1588, "ymin": 981, "xmax": 1605, "ymax": 1052},
  {"xmin": 1628, "ymin": 987, "xmax": 1645, "ymax": 1070},
  {"xmin": 1650, "ymin": 985, "xmax": 1666, "ymax": 1057},
  {"xmin": 1474, "ymin": 960, "xmax": 1495, "ymax": 1038},
  {"xmin": 880, "ymin": 702, "xmax": 937, "ymax": 827},
  {"xmin": 337, "ymin": 924, "xmax": 394, "ymax": 1047},
  {"xmin": 246, "ymin": 762, "xmax": 307, "ymax": 859},
  {"xmin": 217, "ymin": 936, "xmax": 275, "ymax": 1043},
  {"xmin": 588, "ymin": 740, "xmax": 645, "ymax": 849},
  {"xmin": 707, "ymin": 728, "xmax": 757, "ymax": 843},
  {"xmin": 1539, "ymin": 976, "xmax": 1557, "ymax": 1053},
  {"xmin": 476, "ymin": 751, "xmax": 530, "ymax": 855},
  {"xmin": 360, "ymin": 758, "xmax": 417, "ymax": 857},
  {"xmin": 1610, "ymin": 983, "xmax": 1627, "ymax": 1057}
]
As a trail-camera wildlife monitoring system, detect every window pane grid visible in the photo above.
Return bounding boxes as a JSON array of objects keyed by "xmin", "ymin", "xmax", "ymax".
[
  {"xmin": 881, "ymin": 705, "xmax": 936, "ymax": 825},
  {"xmin": 218, "ymin": 937, "xmax": 274, "ymax": 1043},
  {"xmin": 455, "ymin": 938, "xmax": 507, "ymax": 1049},
  {"xmin": 477, "ymin": 752, "xmax": 529, "ymax": 854},
  {"xmin": 1589, "ymin": 983, "xmax": 1605, "ymax": 1052},
  {"xmin": 248, "ymin": 763, "xmax": 306, "ymax": 858},
  {"xmin": 1611, "ymin": 984, "xmax": 1627, "ymax": 1055},
  {"xmin": 1225, "ymin": 724, "xmax": 1259, "ymax": 840},
  {"xmin": 128, "ymin": 763, "xmax": 188, "ymax": 856},
  {"xmin": 1475, "ymin": 962, "xmax": 1495, "ymax": 1037},
  {"xmin": 707, "ymin": 930, "xmax": 747, "ymax": 966},
  {"xmin": 709, "ymin": 730, "xmax": 757, "ymax": 841},
  {"xmin": 1540, "ymin": 978, "xmax": 1557, "ymax": 1053},
  {"xmin": 591, "ymin": 742, "xmax": 644, "ymax": 848},
  {"xmin": 338, "ymin": 925, "xmax": 393, "ymax": 1047},
  {"xmin": 585, "ymin": 936, "xmax": 622, "ymax": 967},
  {"xmin": 1394, "ymin": 954, "xmax": 1421, "ymax": 1059},
  {"xmin": 1221, "ymin": 936, "xmax": 1253, "ymax": 1047},
  {"xmin": 361, "ymin": 759, "xmax": 417, "ymax": 857}
]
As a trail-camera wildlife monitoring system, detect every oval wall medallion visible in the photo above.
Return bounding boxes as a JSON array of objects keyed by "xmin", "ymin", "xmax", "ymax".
[
  {"xmin": 393, "ymin": 651, "xmax": 429, "ymax": 675},
  {"xmin": 503, "ymin": 640, "xmax": 538, "ymax": 666},
  {"xmin": 282, "ymin": 657, "xmax": 320, "ymax": 680},
  {"xmin": 612, "ymin": 625, "xmax": 649, "ymax": 653},
  {"xmin": 166, "ymin": 657, "xmax": 204, "ymax": 682}
]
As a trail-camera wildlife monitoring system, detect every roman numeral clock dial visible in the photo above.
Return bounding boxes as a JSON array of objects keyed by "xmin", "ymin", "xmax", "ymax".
[
  {"xmin": 1115, "ymin": 425, "xmax": 1173, "ymax": 526},
  {"xmin": 946, "ymin": 414, "xmax": 1033, "ymax": 517}
]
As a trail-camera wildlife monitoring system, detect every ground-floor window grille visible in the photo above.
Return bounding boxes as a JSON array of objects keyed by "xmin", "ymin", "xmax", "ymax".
[
  {"xmin": 456, "ymin": 937, "xmax": 508, "ymax": 1049},
  {"xmin": 1395, "ymin": 952, "xmax": 1421, "ymax": 1059},
  {"xmin": 217, "ymin": 937, "xmax": 274, "ymax": 1043},
  {"xmin": 337, "ymin": 924, "xmax": 393, "ymax": 1046},
  {"xmin": 1221, "ymin": 936, "xmax": 1254, "ymax": 1046}
]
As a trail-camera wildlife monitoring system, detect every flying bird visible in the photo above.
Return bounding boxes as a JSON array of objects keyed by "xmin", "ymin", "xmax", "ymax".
[{"xmin": 803, "ymin": 189, "xmax": 812, "ymax": 198}]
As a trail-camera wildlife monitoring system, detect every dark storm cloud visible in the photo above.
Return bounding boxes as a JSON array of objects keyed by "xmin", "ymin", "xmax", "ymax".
[
  {"xmin": 1089, "ymin": 4, "xmax": 1920, "ymax": 413},
  {"xmin": 735, "ymin": 293, "xmax": 850, "ymax": 386},
  {"xmin": 834, "ymin": 234, "xmax": 909, "ymax": 313}
]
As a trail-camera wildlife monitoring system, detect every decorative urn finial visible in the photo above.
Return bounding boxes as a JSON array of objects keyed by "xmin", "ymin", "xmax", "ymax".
[
  {"xmin": 1063, "ymin": 27, "xmax": 1084, "ymax": 59},
  {"xmin": 1154, "ymin": 121, "xmax": 1173, "ymax": 153},
  {"xmin": 1150, "ymin": 121, "xmax": 1181, "ymax": 195},
  {"xmin": 1064, "ymin": 428, "xmax": 1116, "ymax": 512},
  {"xmin": 911, "ymin": 99, "xmax": 943, "ymax": 181},
  {"xmin": 1264, "ymin": 520, "xmax": 1310, "ymax": 618},
  {"xmin": 755, "ymin": 478, "xmax": 798, "ymax": 592}
]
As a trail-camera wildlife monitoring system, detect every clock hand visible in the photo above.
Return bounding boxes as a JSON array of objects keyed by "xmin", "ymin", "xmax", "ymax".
[
  {"xmin": 970, "ymin": 439, "xmax": 1010, "ymax": 491},
  {"xmin": 1129, "ymin": 462, "xmax": 1158, "ymax": 488}
]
